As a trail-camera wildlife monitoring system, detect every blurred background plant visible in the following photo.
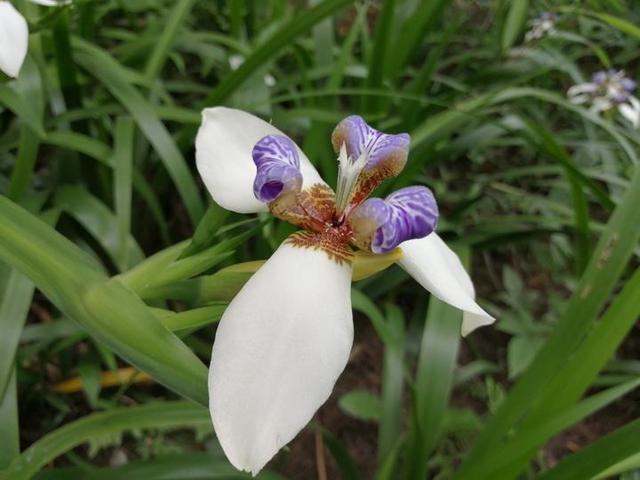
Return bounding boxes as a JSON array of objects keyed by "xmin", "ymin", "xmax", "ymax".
[{"xmin": 1, "ymin": 0, "xmax": 639, "ymax": 478}]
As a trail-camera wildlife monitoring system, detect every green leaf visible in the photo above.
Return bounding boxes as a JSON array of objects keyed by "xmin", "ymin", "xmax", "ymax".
[
  {"xmin": 140, "ymin": 225, "xmax": 260, "ymax": 293},
  {"xmin": 32, "ymin": 453, "xmax": 279, "ymax": 480},
  {"xmin": 587, "ymin": 11, "xmax": 640, "ymax": 39},
  {"xmin": 0, "ymin": 84, "xmax": 44, "ymax": 137},
  {"xmin": 338, "ymin": 390, "xmax": 382, "ymax": 421},
  {"xmin": 0, "ymin": 202, "xmax": 53, "ymax": 397},
  {"xmin": 7, "ymin": 57, "xmax": 44, "ymax": 202},
  {"xmin": 505, "ymin": 267, "xmax": 640, "ymax": 450},
  {"xmin": 2, "ymin": 402, "xmax": 210, "ymax": 480},
  {"xmin": 53, "ymin": 186, "xmax": 144, "ymax": 271},
  {"xmin": 473, "ymin": 378, "xmax": 640, "ymax": 479},
  {"xmin": 160, "ymin": 304, "xmax": 227, "ymax": 332},
  {"xmin": 0, "ymin": 197, "xmax": 208, "ymax": 406},
  {"xmin": 77, "ymin": 361, "xmax": 102, "ymax": 408},
  {"xmin": 362, "ymin": 0, "xmax": 395, "ymax": 112},
  {"xmin": 112, "ymin": 117, "xmax": 135, "ymax": 270},
  {"xmin": 178, "ymin": 203, "xmax": 230, "ymax": 260},
  {"xmin": 351, "ymin": 289, "xmax": 392, "ymax": 344},
  {"xmin": 385, "ymin": 0, "xmax": 449, "ymax": 78},
  {"xmin": 406, "ymin": 296, "xmax": 461, "ymax": 479},
  {"xmin": 538, "ymin": 420, "xmax": 640, "ymax": 479},
  {"xmin": 407, "ymin": 88, "xmax": 638, "ymax": 171},
  {"xmin": 456, "ymin": 162, "xmax": 640, "ymax": 478},
  {"xmin": 0, "ymin": 265, "xmax": 34, "ymax": 397},
  {"xmin": 73, "ymin": 39, "xmax": 204, "ymax": 225},
  {"xmin": 144, "ymin": 0, "xmax": 197, "ymax": 80},
  {"xmin": 378, "ymin": 304, "xmax": 405, "ymax": 467},
  {"xmin": 44, "ymin": 131, "xmax": 111, "ymax": 163},
  {"xmin": 501, "ymin": 0, "xmax": 529, "ymax": 51},
  {"xmin": 42, "ymin": 130, "xmax": 171, "ymax": 245},
  {"xmin": 507, "ymin": 336, "xmax": 544, "ymax": 379},
  {"xmin": 204, "ymin": 0, "xmax": 354, "ymax": 106},
  {"xmin": 141, "ymin": 264, "xmax": 255, "ymax": 304},
  {"xmin": 0, "ymin": 369, "xmax": 19, "ymax": 469},
  {"xmin": 327, "ymin": 4, "xmax": 366, "ymax": 90},
  {"xmin": 319, "ymin": 427, "xmax": 361, "ymax": 480},
  {"xmin": 595, "ymin": 452, "xmax": 640, "ymax": 479}
]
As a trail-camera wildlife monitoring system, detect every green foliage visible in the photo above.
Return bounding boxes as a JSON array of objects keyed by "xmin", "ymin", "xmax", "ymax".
[{"xmin": 1, "ymin": 0, "xmax": 639, "ymax": 478}]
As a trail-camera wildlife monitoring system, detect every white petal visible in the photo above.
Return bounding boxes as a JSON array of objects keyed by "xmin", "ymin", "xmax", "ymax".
[
  {"xmin": 209, "ymin": 241, "xmax": 353, "ymax": 474},
  {"xmin": 567, "ymin": 94, "xmax": 590, "ymax": 105},
  {"xmin": 591, "ymin": 97, "xmax": 612, "ymax": 112},
  {"xmin": 567, "ymin": 83, "xmax": 596, "ymax": 101},
  {"xmin": 228, "ymin": 54, "xmax": 244, "ymax": 70},
  {"xmin": 27, "ymin": 0, "xmax": 71, "ymax": 6},
  {"xmin": 619, "ymin": 96, "xmax": 640, "ymax": 128},
  {"xmin": 0, "ymin": 3, "xmax": 28, "ymax": 78},
  {"xmin": 398, "ymin": 233, "xmax": 495, "ymax": 336},
  {"xmin": 195, "ymin": 107, "xmax": 326, "ymax": 214}
]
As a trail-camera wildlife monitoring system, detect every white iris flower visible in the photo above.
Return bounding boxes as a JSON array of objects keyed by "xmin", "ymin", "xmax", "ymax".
[{"xmin": 195, "ymin": 108, "xmax": 495, "ymax": 475}]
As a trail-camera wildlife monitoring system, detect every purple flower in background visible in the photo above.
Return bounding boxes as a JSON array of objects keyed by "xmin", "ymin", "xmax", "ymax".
[
  {"xmin": 195, "ymin": 108, "xmax": 495, "ymax": 475},
  {"xmin": 568, "ymin": 69, "xmax": 640, "ymax": 127}
]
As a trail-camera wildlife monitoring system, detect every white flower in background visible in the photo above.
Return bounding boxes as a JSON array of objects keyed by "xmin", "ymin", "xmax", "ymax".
[
  {"xmin": 568, "ymin": 69, "xmax": 640, "ymax": 128},
  {"xmin": 524, "ymin": 12, "xmax": 558, "ymax": 42},
  {"xmin": 195, "ymin": 108, "xmax": 495, "ymax": 474},
  {"xmin": 0, "ymin": 2, "xmax": 28, "ymax": 78},
  {"xmin": 0, "ymin": 0, "xmax": 70, "ymax": 78}
]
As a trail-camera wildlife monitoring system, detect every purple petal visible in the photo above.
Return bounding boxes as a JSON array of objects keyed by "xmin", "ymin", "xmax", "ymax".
[
  {"xmin": 350, "ymin": 186, "xmax": 439, "ymax": 254},
  {"xmin": 331, "ymin": 115, "xmax": 410, "ymax": 170},
  {"xmin": 252, "ymin": 135, "xmax": 303, "ymax": 203},
  {"xmin": 611, "ymin": 92, "xmax": 631, "ymax": 104},
  {"xmin": 331, "ymin": 116, "xmax": 411, "ymax": 209},
  {"xmin": 592, "ymin": 71, "xmax": 607, "ymax": 85},
  {"xmin": 622, "ymin": 78, "xmax": 636, "ymax": 93}
]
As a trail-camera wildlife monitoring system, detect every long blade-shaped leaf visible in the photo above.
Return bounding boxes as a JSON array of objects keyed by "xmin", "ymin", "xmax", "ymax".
[
  {"xmin": 0, "ymin": 369, "xmax": 19, "ymax": 469},
  {"xmin": 0, "ymin": 197, "xmax": 208, "ymax": 405},
  {"xmin": 0, "ymin": 265, "xmax": 34, "ymax": 397},
  {"xmin": 406, "ymin": 298, "xmax": 461, "ymax": 479},
  {"xmin": 2, "ymin": 402, "xmax": 210, "ymax": 480},
  {"xmin": 501, "ymin": 0, "xmax": 529, "ymax": 51},
  {"xmin": 73, "ymin": 40, "xmax": 204, "ymax": 225},
  {"xmin": 472, "ymin": 378, "xmax": 640, "ymax": 479},
  {"xmin": 378, "ymin": 304, "xmax": 405, "ymax": 467},
  {"xmin": 144, "ymin": 0, "xmax": 197, "ymax": 80},
  {"xmin": 112, "ymin": 117, "xmax": 135, "ymax": 270},
  {"xmin": 477, "ymin": 266, "xmax": 640, "ymax": 477},
  {"xmin": 54, "ymin": 186, "xmax": 144, "ymax": 271},
  {"xmin": 455, "ymin": 163, "xmax": 640, "ymax": 477},
  {"xmin": 204, "ymin": 0, "xmax": 354, "ymax": 106},
  {"xmin": 536, "ymin": 417, "xmax": 640, "ymax": 480},
  {"xmin": 32, "ymin": 454, "xmax": 271, "ymax": 480}
]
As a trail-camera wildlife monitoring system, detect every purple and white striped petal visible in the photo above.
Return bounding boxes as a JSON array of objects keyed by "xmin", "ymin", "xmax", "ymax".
[
  {"xmin": 350, "ymin": 186, "xmax": 439, "ymax": 254},
  {"xmin": 196, "ymin": 108, "xmax": 326, "ymax": 214},
  {"xmin": 331, "ymin": 116, "xmax": 410, "ymax": 212},
  {"xmin": 252, "ymin": 135, "xmax": 303, "ymax": 203},
  {"xmin": 332, "ymin": 116, "xmax": 410, "ymax": 170}
]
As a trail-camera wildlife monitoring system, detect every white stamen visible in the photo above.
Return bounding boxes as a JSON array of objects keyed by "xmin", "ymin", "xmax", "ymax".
[{"xmin": 334, "ymin": 143, "xmax": 368, "ymax": 218}]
